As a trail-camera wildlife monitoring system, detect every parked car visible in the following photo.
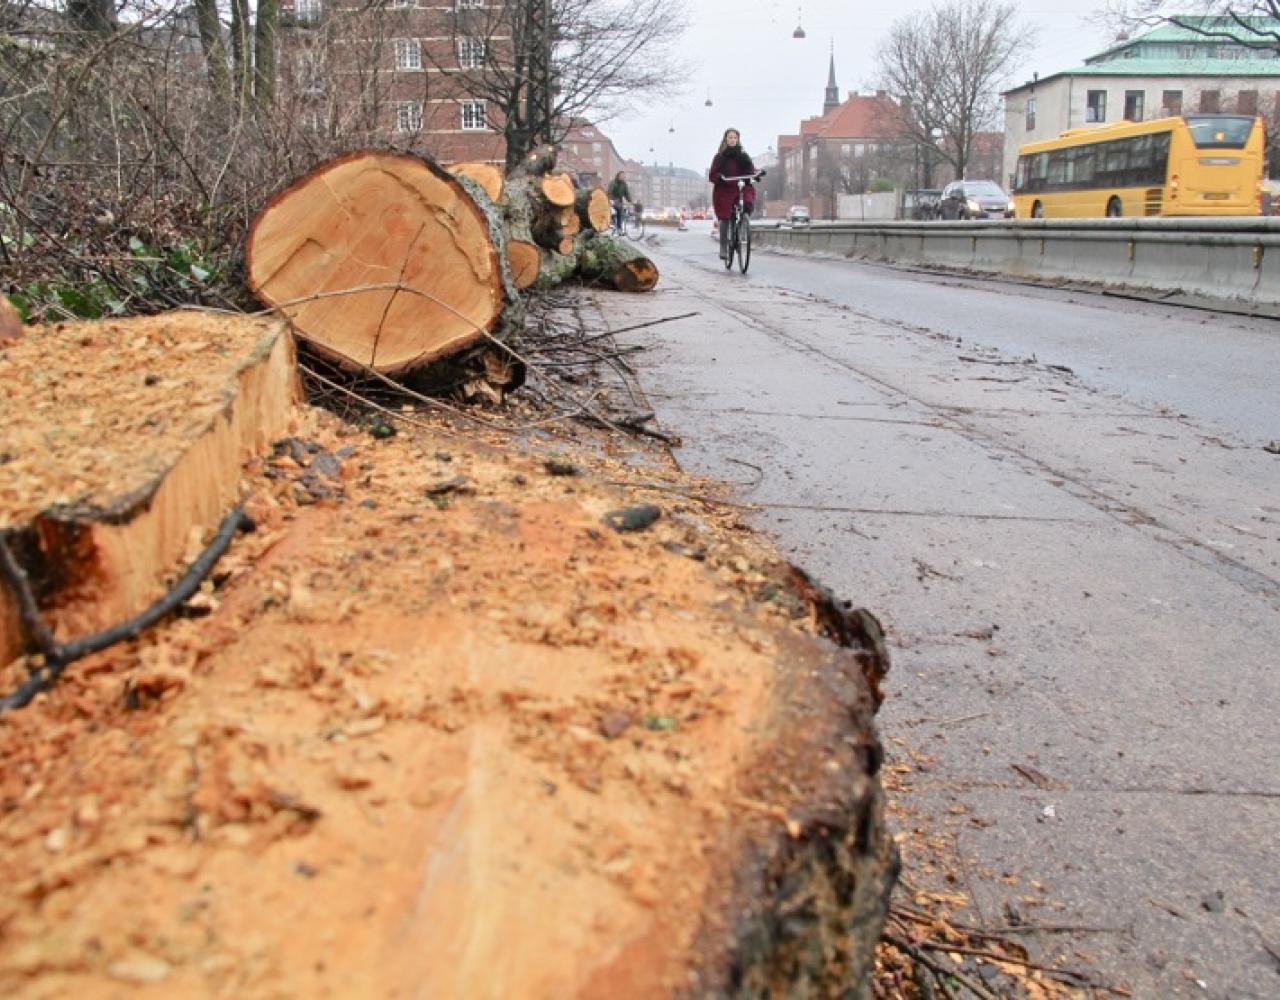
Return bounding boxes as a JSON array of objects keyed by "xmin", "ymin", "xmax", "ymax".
[
  {"xmin": 786, "ymin": 205, "xmax": 811, "ymax": 226},
  {"xmin": 938, "ymin": 180, "xmax": 1015, "ymax": 220}
]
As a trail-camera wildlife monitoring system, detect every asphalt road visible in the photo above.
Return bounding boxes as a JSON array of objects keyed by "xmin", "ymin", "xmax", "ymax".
[{"xmin": 608, "ymin": 223, "xmax": 1280, "ymax": 998}]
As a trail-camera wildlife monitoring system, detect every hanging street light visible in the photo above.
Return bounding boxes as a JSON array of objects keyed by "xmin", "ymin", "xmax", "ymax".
[
  {"xmin": 792, "ymin": 5, "xmax": 806, "ymax": 39},
  {"xmin": 704, "ymin": 89, "xmax": 713, "ymax": 108}
]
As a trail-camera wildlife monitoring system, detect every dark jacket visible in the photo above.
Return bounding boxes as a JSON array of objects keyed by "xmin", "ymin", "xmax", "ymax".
[
  {"xmin": 607, "ymin": 178, "xmax": 632, "ymax": 202},
  {"xmin": 709, "ymin": 148, "xmax": 757, "ymax": 219}
]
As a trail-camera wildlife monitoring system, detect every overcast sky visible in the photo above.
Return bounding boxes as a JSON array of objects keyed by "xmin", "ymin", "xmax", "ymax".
[{"xmin": 606, "ymin": 0, "xmax": 1120, "ymax": 171}]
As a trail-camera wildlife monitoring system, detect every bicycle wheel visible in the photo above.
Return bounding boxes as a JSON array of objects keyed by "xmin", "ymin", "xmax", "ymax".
[
  {"xmin": 626, "ymin": 215, "xmax": 643, "ymax": 239},
  {"xmin": 737, "ymin": 215, "xmax": 752, "ymax": 274},
  {"xmin": 724, "ymin": 216, "xmax": 737, "ymax": 270}
]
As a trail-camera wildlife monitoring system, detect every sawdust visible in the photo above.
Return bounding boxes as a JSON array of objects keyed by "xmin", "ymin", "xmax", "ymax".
[
  {"xmin": 0, "ymin": 393, "xmax": 862, "ymax": 998},
  {"xmin": 0, "ymin": 311, "xmax": 287, "ymax": 528}
]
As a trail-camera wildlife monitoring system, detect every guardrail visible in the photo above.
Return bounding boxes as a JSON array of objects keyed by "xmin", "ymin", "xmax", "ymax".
[{"xmin": 752, "ymin": 218, "xmax": 1280, "ymax": 305}]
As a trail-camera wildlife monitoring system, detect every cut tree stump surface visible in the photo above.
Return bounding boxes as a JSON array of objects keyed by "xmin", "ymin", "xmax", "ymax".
[
  {"xmin": 0, "ymin": 312, "xmax": 297, "ymax": 664},
  {"xmin": 246, "ymin": 152, "xmax": 504, "ymax": 374},
  {"xmin": 0, "ymin": 406, "xmax": 894, "ymax": 998}
]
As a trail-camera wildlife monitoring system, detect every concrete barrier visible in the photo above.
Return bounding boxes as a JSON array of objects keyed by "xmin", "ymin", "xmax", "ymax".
[{"xmin": 753, "ymin": 218, "xmax": 1280, "ymax": 305}]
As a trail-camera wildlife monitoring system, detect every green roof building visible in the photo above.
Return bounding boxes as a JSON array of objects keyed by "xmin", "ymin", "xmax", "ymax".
[{"xmin": 1001, "ymin": 16, "xmax": 1280, "ymax": 185}]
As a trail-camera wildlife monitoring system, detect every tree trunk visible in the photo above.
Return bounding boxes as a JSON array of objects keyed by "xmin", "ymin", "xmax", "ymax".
[
  {"xmin": 253, "ymin": 0, "xmax": 280, "ymax": 112},
  {"xmin": 193, "ymin": 0, "xmax": 232, "ymax": 107},
  {"xmin": 576, "ymin": 233, "xmax": 659, "ymax": 292},
  {"xmin": 246, "ymin": 152, "xmax": 511, "ymax": 375},
  {"xmin": 230, "ymin": 0, "xmax": 253, "ymax": 112},
  {"xmin": 0, "ymin": 313, "xmax": 297, "ymax": 667}
]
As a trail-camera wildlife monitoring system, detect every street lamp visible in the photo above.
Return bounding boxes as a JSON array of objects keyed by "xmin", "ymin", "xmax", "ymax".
[{"xmin": 792, "ymin": 6, "xmax": 806, "ymax": 39}]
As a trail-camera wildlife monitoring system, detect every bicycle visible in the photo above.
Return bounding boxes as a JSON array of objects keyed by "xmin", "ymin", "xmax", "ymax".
[
  {"xmin": 611, "ymin": 201, "xmax": 645, "ymax": 240},
  {"xmin": 718, "ymin": 170, "xmax": 766, "ymax": 274}
]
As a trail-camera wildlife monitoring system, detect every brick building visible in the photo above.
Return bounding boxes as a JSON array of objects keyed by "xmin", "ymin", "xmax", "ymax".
[{"xmin": 278, "ymin": 0, "xmax": 508, "ymax": 163}]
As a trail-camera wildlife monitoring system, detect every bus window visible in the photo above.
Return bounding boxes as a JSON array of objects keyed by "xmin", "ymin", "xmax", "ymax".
[
  {"xmin": 1031, "ymin": 152, "xmax": 1048, "ymax": 191},
  {"xmin": 1075, "ymin": 146, "xmax": 1097, "ymax": 186},
  {"xmin": 1047, "ymin": 149, "xmax": 1067, "ymax": 187},
  {"xmin": 1185, "ymin": 115, "xmax": 1254, "ymax": 148}
]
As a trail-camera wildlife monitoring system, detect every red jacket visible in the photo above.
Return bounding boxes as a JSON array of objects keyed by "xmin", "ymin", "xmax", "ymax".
[{"xmin": 709, "ymin": 149, "xmax": 757, "ymax": 220}]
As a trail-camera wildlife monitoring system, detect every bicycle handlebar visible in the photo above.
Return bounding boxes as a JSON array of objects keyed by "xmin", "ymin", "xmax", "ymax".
[{"xmin": 719, "ymin": 170, "xmax": 767, "ymax": 183}]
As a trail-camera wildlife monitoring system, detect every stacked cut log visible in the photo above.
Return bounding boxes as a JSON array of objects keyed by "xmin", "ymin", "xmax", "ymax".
[
  {"xmin": 0, "ymin": 312, "xmax": 298, "ymax": 668},
  {"xmin": 245, "ymin": 148, "xmax": 658, "ymax": 389}
]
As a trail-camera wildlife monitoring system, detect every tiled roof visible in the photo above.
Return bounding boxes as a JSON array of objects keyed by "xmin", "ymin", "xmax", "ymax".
[
  {"xmin": 777, "ymin": 134, "xmax": 800, "ymax": 151},
  {"xmin": 809, "ymin": 94, "xmax": 901, "ymax": 140}
]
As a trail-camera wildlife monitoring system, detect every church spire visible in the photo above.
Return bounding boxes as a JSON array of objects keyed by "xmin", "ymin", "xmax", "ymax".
[{"xmin": 823, "ymin": 41, "xmax": 840, "ymax": 114}]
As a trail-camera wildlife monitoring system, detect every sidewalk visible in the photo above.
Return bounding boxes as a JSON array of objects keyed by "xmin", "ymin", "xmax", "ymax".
[{"xmin": 589, "ymin": 238, "xmax": 1280, "ymax": 999}]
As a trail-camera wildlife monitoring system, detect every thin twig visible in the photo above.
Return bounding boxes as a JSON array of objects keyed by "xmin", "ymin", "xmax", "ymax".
[{"xmin": 883, "ymin": 934, "xmax": 999, "ymax": 1000}]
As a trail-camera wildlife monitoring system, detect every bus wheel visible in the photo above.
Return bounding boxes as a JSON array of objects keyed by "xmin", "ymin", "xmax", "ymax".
[
  {"xmin": 1106, "ymin": 197, "xmax": 1122, "ymax": 218},
  {"xmin": 1031, "ymin": 201, "xmax": 1044, "ymax": 218}
]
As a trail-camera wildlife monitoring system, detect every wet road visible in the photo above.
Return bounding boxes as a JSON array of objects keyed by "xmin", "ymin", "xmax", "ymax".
[{"xmin": 603, "ymin": 224, "xmax": 1280, "ymax": 998}]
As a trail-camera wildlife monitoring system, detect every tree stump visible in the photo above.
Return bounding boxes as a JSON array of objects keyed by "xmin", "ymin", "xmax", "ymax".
[
  {"xmin": 245, "ymin": 152, "xmax": 507, "ymax": 375},
  {"xmin": 0, "ymin": 313, "xmax": 298, "ymax": 667}
]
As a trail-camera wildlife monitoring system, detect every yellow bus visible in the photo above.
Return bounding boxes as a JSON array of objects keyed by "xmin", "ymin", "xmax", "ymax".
[{"xmin": 1012, "ymin": 115, "xmax": 1264, "ymax": 219}]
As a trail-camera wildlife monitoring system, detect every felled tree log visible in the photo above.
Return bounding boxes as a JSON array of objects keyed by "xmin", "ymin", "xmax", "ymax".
[
  {"xmin": 575, "ymin": 187, "xmax": 612, "ymax": 232},
  {"xmin": 245, "ymin": 152, "xmax": 509, "ymax": 375},
  {"xmin": 577, "ymin": 233, "xmax": 660, "ymax": 292},
  {"xmin": 0, "ymin": 312, "xmax": 298, "ymax": 667}
]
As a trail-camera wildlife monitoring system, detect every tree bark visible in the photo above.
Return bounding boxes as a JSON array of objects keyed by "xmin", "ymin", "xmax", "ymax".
[
  {"xmin": 253, "ymin": 0, "xmax": 280, "ymax": 112},
  {"xmin": 192, "ymin": 0, "xmax": 232, "ymax": 107}
]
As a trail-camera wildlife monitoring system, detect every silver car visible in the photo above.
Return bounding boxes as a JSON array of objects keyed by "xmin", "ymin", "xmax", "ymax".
[{"xmin": 939, "ymin": 180, "xmax": 1015, "ymax": 220}]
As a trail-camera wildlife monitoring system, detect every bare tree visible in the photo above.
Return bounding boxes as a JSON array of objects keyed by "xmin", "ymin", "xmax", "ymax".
[
  {"xmin": 444, "ymin": 0, "xmax": 687, "ymax": 171},
  {"xmin": 876, "ymin": 0, "xmax": 1032, "ymax": 180},
  {"xmin": 1101, "ymin": 2, "xmax": 1280, "ymax": 51}
]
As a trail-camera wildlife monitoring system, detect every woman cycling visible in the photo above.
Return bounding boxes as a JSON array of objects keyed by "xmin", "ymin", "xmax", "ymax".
[{"xmin": 708, "ymin": 128, "xmax": 757, "ymax": 262}]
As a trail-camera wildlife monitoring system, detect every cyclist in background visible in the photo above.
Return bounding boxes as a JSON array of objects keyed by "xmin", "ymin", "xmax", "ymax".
[
  {"xmin": 607, "ymin": 170, "xmax": 634, "ymax": 232},
  {"xmin": 709, "ymin": 128, "xmax": 757, "ymax": 262}
]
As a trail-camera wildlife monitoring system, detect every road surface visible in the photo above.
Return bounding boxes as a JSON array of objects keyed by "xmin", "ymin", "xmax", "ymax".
[{"xmin": 608, "ymin": 222, "xmax": 1280, "ymax": 998}]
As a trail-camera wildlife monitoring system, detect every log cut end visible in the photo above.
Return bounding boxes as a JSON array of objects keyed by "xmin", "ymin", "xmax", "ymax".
[
  {"xmin": 448, "ymin": 161, "xmax": 505, "ymax": 203},
  {"xmin": 541, "ymin": 173, "xmax": 576, "ymax": 208},
  {"xmin": 0, "ymin": 312, "xmax": 298, "ymax": 665},
  {"xmin": 615, "ymin": 258, "xmax": 659, "ymax": 293},
  {"xmin": 576, "ymin": 188, "xmax": 612, "ymax": 232},
  {"xmin": 507, "ymin": 240, "xmax": 542, "ymax": 290},
  {"xmin": 246, "ymin": 151, "xmax": 503, "ymax": 375}
]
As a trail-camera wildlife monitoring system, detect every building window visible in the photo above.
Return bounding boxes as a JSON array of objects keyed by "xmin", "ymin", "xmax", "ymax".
[
  {"xmin": 455, "ymin": 0, "xmax": 483, "ymax": 8},
  {"xmin": 393, "ymin": 38, "xmax": 421, "ymax": 70},
  {"xmin": 1086, "ymin": 90, "xmax": 1107, "ymax": 123},
  {"xmin": 460, "ymin": 100, "xmax": 487, "ymax": 130},
  {"xmin": 388, "ymin": 0, "xmax": 411, "ymax": 7},
  {"xmin": 1238, "ymin": 89, "xmax": 1258, "ymax": 115},
  {"xmin": 1162, "ymin": 89, "xmax": 1183, "ymax": 116},
  {"xmin": 1199, "ymin": 89, "xmax": 1221, "ymax": 113},
  {"xmin": 591, "ymin": 141, "xmax": 601, "ymax": 152},
  {"xmin": 1026, "ymin": 95, "xmax": 1037, "ymax": 131},
  {"xmin": 302, "ymin": 108, "xmax": 325, "ymax": 133},
  {"xmin": 1124, "ymin": 90, "xmax": 1144, "ymax": 121},
  {"xmin": 295, "ymin": 0, "xmax": 322, "ymax": 23},
  {"xmin": 395, "ymin": 101, "xmax": 422, "ymax": 133},
  {"xmin": 841, "ymin": 143, "xmax": 851, "ymax": 156},
  {"xmin": 457, "ymin": 37, "xmax": 485, "ymax": 68}
]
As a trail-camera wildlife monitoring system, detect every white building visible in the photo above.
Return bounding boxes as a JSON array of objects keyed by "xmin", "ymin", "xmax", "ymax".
[{"xmin": 1003, "ymin": 17, "xmax": 1280, "ymax": 186}]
